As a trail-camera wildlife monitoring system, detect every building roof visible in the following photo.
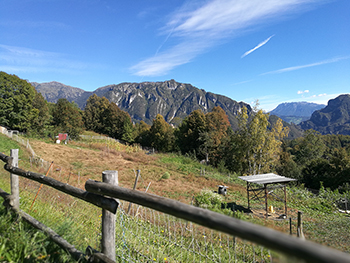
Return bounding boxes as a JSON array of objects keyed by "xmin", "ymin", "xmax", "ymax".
[{"xmin": 238, "ymin": 173, "xmax": 296, "ymax": 185}]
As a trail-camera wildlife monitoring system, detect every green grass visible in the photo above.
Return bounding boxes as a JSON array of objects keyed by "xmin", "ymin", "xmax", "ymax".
[
  {"xmin": 1, "ymin": 133, "xmax": 350, "ymax": 262},
  {"xmin": 0, "ymin": 205, "xmax": 76, "ymax": 262}
]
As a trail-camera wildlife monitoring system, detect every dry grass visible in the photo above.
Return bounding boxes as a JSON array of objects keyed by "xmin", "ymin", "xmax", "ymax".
[{"xmin": 28, "ymin": 139, "xmax": 231, "ymax": 204}]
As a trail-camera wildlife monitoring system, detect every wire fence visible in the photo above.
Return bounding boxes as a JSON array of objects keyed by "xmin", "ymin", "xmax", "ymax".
[
  {"xmin": 114, "ymin": 201, "xmax": 275, "ymax": 263},
  {"xmin": 2, "ymin": 130, "xmax": 350, "ymax": 262},
  {"xmin": 0, "ymin": 130, "xmax": 278, "ymax": 262}
]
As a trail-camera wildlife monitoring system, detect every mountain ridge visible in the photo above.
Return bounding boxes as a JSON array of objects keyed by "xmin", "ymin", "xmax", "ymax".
[
  {"xmin": 32, "ymin": 80, "xmax": 252, "ymax": 129},
  {"xmin": 300, "ymin": 94, "xmax": 350, "ymax": 135},
  {"xmin": 269, "ymin": 101, "xmax": 326, "ymax": 124}
]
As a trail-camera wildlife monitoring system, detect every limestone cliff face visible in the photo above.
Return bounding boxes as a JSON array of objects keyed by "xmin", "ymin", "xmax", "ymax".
[{"xmin": 33, "ymin": 79, "xmax": 250, "ymax": 129}]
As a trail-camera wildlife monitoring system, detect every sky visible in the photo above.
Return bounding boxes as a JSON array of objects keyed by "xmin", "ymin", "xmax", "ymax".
[{"xmin": 1, "ymin": 0, "xmax": 349, "ymax": 111}]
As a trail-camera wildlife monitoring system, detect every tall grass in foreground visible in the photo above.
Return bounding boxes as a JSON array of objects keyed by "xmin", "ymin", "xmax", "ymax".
[{"xmin": 0, "ymin": 205, "xmax": 76, "ymax": 262}]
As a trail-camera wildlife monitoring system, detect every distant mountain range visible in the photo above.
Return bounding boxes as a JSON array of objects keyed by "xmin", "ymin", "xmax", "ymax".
[
  {"xmin": 32, "ymin": 80, "xmax": 252, "ymax": 130},
  {"xmin": 32, "ymin": 80, "xmax": 350, "ymax": 136},
  {"xmin": 269, "ymin": 102, "xmax": 326, "ymax": 124}
]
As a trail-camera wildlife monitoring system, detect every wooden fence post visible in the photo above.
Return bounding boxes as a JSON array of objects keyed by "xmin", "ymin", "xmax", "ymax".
[
  {"xmin": 10, "ymin": 149, "xmax": 19, "ymax": 210},
  {"xmin": 102, "ymin": 170, "xmax": 118, "ymax": 261},
  {"xmin": 297, "ymin": 211, "xmax": 305, "ymax": 239},
  {"xmin": 127, "ymin": 169, "xmax": 140, "ymax": 214}
]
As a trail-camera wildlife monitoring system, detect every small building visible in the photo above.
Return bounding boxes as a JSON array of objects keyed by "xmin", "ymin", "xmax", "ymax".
[
  {"xmin": 56, "ymin": 133, "xmax": 69, "ymax": 144},
  {"xmin": 238, "ymin": 173, "xmax": 296, "ymax": 219}
]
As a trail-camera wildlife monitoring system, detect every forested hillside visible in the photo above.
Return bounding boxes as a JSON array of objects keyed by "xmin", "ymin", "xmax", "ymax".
[
  {"xmin": 300, "ymin": 94, "xmax": 350, "ymax": 135},
  {"xmin": 2, "ymin": 71, "xmax": 350, "ymax": 192}
]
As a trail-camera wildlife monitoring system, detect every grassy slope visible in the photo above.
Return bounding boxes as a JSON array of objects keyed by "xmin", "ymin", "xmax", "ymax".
[
  {"xmin": 0, "ymin": 133, "xmax": 349, "ymax": 259},
  {"xmin": 0, "ymin": 134, "xmax": 77, "ymax": 262}
]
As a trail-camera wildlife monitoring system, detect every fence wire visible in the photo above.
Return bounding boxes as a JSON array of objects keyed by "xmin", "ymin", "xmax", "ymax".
[
  {"xmin": 0, "ymin": 131, "xmax": 295, "ymax": 262},
  {"xmin": 112, "ymin": 201, "xmax": 278, "ymax": 263}
]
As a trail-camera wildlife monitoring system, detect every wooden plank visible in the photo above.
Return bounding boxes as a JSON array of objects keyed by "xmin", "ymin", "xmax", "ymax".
[
  {"xmin": 85, "ymin": 179, "xmax": 350, "ymax": 263},
  {"xmin": 3, "ymin": 164, "xmax": 118, "ymax": 213}
]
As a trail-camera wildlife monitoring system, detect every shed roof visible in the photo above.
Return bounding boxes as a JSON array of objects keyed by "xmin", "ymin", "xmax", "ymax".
[{"xmin": 238, "ymin": 173, "xmax": 296, "ymax": 185}]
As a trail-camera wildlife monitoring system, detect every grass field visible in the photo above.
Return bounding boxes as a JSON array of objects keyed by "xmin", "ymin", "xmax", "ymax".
[{"xmin": 0, "ymin": 133, "xmax": 349, "ymax": 262}]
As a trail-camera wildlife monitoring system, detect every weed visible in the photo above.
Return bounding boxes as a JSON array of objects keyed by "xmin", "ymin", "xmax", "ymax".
[{"xmin": 161, "ymin": 172, "xmax": 170, "ymax": 180}]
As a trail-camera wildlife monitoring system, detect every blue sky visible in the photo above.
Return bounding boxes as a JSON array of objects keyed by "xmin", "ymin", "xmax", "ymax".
[{"xmin": 1, "ymin": 0, "xmax": 349, "ymax": 111}]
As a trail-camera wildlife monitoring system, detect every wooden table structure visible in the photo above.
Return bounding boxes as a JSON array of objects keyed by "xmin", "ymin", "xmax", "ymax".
[{"xmin": 238, "ymin": 173, "xmax": 296, "ymax": 219}]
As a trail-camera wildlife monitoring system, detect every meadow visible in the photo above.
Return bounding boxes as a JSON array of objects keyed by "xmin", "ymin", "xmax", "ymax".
[{"xmin": 0, "ymin": 133, "xmax": 349, "ymax": 262}]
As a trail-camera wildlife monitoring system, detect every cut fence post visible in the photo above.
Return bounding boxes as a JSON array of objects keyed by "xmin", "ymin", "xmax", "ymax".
[
  {"xmin": 102, "ymin": 170, "xmax": 118, "ymax": 262},
  {"xmin": 297, "ymin": 211, "xmax": 305, "ymax": 240},
  {"xmin": 10, "ymin": 149, "xmax": 19, "ymax": 210},
  {"xmin": 127, "ymin": 169, "xmax": 140, "ymax": 214}
]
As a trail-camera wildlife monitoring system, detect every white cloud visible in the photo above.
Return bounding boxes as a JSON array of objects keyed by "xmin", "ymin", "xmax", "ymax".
[
  {"xmin": 0, "ymin": 44, "xmax": 99, "ymax": 74},
  {"xmin": 241, "ymin": 35, "xmax": 275, "ymax": 58},
  {"xmin": 261, "ymin": 56, "xmax": 350, "ymax": 75},
  {"xmin": 132, "ymin": 0, "xmax": 323, "ymax": 76},
  {"xmin": 297, "ymin": 90, "xmax": 309, "ymax": 94}
]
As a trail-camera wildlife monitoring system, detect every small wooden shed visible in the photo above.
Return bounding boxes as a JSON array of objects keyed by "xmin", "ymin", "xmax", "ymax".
[{"xmin": 238, "ymin": 173, "xmax": 296, "ymax": 219}]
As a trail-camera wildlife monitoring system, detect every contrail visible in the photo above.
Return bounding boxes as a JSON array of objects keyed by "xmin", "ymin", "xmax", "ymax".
[{"xmin": 241, "ymin": 34, "xmax": 275, "ymax": 58}]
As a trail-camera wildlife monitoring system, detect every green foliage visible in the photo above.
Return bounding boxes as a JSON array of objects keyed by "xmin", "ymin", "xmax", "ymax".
[
  {"xmin": 161, "ymin": 172, "xmax": 170, "ymax": 180},
  {"xmin": 52, "ymin": 98, "xmax": 84, "ymax": 139},
  {"xmin": 0, "ymin": 72, "xmax": 38, "ymax": 132},
  {"xmin": 228, "ymin": 105, "xmax": 288, "ymax": 175},
  {"xmin": 194, "ymin": 189, "xmax": 223, "ymax": 209},
  {"xmin": 0, "ymin": 206, "xmax": 74, "ymax": 262},
  {"xmin": 175, "ymin": 109, "xmax": 207, "ymax": 156},
  {"xmin": 149, "ymin": 114, "xmax": 175, "ymax": 152},
  {"xmin": 83, "ymin": 94, "xmax": 134, "ymax": 141},
  {"xmin": 281, "ymin": 131, "xmax": 350, "ymax": 190}
]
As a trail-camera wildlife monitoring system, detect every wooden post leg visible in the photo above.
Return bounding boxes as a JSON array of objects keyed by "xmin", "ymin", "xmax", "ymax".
[
  {"xmin": 10, "ymin": 149, "xmax": 19, "ymax": 210},
  {"xmin": 265, "ymin": 184, "xmax": 268, "ymax": 219},
  {"xmin": 247, "ymin": 182, "xmax": 250, "ymax": 210},
  {"xmin": 284, "ymin": 185, "xmax": 287, "ymax": 216},
  {"xmin": 101, "ymin": 170, "xmax": 118, "ymax": 261}
]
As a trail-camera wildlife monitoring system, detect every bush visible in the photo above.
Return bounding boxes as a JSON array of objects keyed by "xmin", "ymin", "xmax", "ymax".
[
  {"xmin": 161, "ymin": 172, "xmax": 170, "ymax": 180},
  {"xmin": 194, "ymin": 189, "xmax": 223, "ymax": 209}
]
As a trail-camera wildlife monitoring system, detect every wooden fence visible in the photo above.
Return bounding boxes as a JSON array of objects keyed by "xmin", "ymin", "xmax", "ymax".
[{"xmin": 1, "ymin": 149, "xmax": 350, "ymax": 263}]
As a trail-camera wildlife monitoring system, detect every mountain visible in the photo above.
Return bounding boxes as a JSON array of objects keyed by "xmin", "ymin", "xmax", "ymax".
[
  {"xmin": 33, "ymin": 79, "xmax": 251, "ymax": 129},
  {"xmin": 33, "ymin": 79, "xmax": 305, "ymax": 138},
  {"xmin": 269, "ymin": 102, "xmax": 325, "ymax": 124},
  {"xmin": 300, "ymin": 94, "xmax": 350, "ymax": 135},
  {"xmin": 31, "ymin": 81, "xmax": 94, "ymax": 107}
]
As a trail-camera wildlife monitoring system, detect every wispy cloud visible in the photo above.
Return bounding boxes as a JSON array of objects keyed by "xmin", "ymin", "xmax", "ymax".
[
  {"xmin": 297, "ymin": 90, "xmax": 309, "ymax": 94},
  {"xmin": 132, "ymin": 0, "xmax": 323, "ymax": 76},
  {"xmin": 0, "ymin": 44, "xmax": 99, "ymax": 74},
  {"xmin": 241, "ymin": 35, "xmax": 275, "ymax": 58},
  {"xmin": 261, "ymin": 56, "xmax": 350, "ymax": 75}
]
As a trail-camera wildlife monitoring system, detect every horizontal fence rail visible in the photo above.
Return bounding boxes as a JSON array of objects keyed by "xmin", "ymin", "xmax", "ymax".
[
  {"xmin": 1, "ymin": 138, "xmax": 350, "ymax": 263},
  {"xmin": 0, "ymin": 151, "xmax": 117, "ymax": 263},
  {"xmin": 85, "ymin": 179, "xmax": 350, "ymax": 263},
  {"xmin": 0, "ymin": 152, "xmax": 118, "ymax": 213}
]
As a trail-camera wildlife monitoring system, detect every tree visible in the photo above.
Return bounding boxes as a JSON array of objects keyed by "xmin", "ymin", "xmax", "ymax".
[
  {"xmin": 30, "ymin": 91, "xmax": 51, "ymax": 136},
  {"xmin": 232, "ymin": 105, "xmax": 288, "ymax": 175},
  {"xmin": 121, "ymin": 117, "xmax": 135, "ymax": 143},
  {"xmin": 200, "ymin": 106, "xmax": 231, "ymax": 165},
  {"xmin": 135, "ymin": 121, "xmax": 151, "ymax": 146},
  {"xmin": 0, "ymin": 72, "xmax": 37, "ymax": 131},
  {"xmin": 294, "ymin": 130, "xmax": 326, "ymax": 166},
  {"xmin": 175, "ymin": 109, "xmax": 207, "ymax": 156},
  {"xmin": 83, "ymin": 94, "xmax": 109, "ymax": 133},
  {"xmin": 83, "ymin": 94, "xmax": 134, "ymax": 140},
  {"xmin": 52, "ymin": 98, "xmax": 84, "ymax": 139},
  {"xmin": 149, "ymin": 114, "xmax": 174, "ymax": 152}
]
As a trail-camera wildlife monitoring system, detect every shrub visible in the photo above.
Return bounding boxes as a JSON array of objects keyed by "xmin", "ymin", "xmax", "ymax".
[
  {"xmin": 161, "ymin": 172, "xmax": 170, "ymax": 180},
  {"xmin": 194, "ymin": 189, "xmax": 223, "ymax": 209}
]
